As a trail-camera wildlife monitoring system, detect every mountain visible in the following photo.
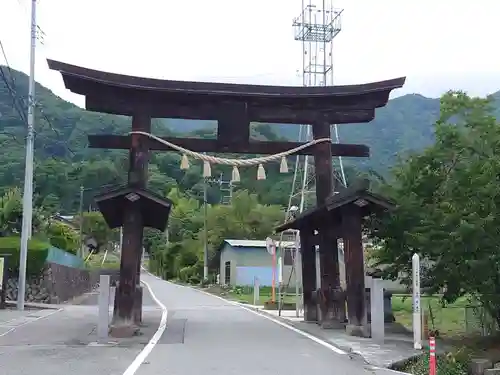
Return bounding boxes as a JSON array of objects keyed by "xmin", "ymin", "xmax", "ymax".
[{"xmin": 162, "ymin": 93, "xmax": 442, "ymax": 171}]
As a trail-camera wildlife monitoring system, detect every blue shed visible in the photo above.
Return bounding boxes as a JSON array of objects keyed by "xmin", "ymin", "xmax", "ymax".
[{"xmin": 218, "ymin": 239, "xmax": 298, "ymax": 287}]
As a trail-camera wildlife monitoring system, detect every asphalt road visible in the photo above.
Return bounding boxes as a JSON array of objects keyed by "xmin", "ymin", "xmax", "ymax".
[
  {"xmin": 0, "ymin": 281, "xmax": 162, "ymax": 375},
  {"xmin": 136, "ymin": 273, "xmax": 383, "ymax": 375},
  {"xmin": 0, "ymin": 274, "xmax": 398, "ymax": 375}
]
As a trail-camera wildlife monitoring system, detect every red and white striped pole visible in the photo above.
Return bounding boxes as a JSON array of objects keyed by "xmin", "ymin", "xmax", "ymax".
[{"xmin": 429, "ymin": 336, "xmax": 436, "ymax": 375}]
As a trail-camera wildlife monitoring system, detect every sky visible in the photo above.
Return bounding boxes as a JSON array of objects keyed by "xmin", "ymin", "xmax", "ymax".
[{"xmin": 0, "ymin": 0, "xmax": 499, "ymax": 107}]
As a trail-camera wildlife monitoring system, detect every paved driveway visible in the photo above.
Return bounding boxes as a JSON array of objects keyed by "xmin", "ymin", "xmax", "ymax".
[{"xmin": 136, "ymin": 273, "xmax": 383, "ymax": 375}]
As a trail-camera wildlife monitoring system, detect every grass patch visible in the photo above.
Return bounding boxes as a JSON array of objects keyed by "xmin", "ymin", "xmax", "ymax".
[
  {"xmin": 85, "ymin": 251, "xmax": 120, "ymax": 270},
  {"xmin": 392, "ymin": 294, "xmax": 474, "ymax": 338},
  {"xmin": 204, "ymin": 284, "xmax": 298, "ymax": 305},
  {"xmin": 228, "ymin": 291, "xmax": 297, "ymax": 305}
]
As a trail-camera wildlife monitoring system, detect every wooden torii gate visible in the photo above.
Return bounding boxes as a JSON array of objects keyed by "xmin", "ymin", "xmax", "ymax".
[{"xmin": 48, "ymin": 59, "xmax": 404, "ymax": 335}]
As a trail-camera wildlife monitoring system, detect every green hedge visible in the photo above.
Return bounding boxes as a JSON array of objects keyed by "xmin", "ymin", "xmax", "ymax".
[
  {"xmin": 0, "ymin": 236, "xmax": 50, "ymax": 277},
  {"xmin": 401, "ymin": 350, "xmax": 470, "ymax": 375}
]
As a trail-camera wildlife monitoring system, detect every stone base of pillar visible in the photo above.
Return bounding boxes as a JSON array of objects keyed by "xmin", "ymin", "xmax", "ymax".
[
  {"xmin": 318, "ymin": 305, "xmax": 345, "ymax": 329},
  {"xmin": 109, "ymin": 320, "xmax": 140, "ymax": 338},
  {"xmin": 133, "ymin": 286, "xmax": 143, "ymax": 325},
  {"xmin": 320, "ymin": 317, "xmax": 345, "ymax": 329},
  {"xmin": 110, "ymin": 282, "xmax": 141, "ymax": 337},
  {"xmin": 304, "ymin": 302, "xmax": 318, "ymax": 322},
  {"xmin": 345, "ymin": 324, "xmax": 370, "ymax": 338},
  {"xmin": 314, "ymin": 287, "xmax": 347, "ymax": 329}
]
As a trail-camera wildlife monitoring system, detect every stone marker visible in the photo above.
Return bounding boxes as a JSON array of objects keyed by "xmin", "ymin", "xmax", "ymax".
[
  {"xmin": 484, "ymin": 369, "xmax": 500, "ymax": 375},
  {"xmin": 470, "ymin": 358, "xmax": 493, "ymax": 375},
  {"xmin": 370, "ymin": 277, "xmax": 384, "ymax": 341},
  {"xmin": 98, "ymin": 274, "xmax": 111, "ymax": 341}
]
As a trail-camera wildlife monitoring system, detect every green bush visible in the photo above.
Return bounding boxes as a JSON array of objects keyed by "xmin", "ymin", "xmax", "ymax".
[
  {"xmin": 178, "ymin": 265, "xmax": 202, "ymax": 285},
  {"xmin": 402, "ymin": 349, "xmax": 470, "ymax": 375},
  {"xmin": 46, "ymin": 221, "xmax": 78, "ymax": 254},
  {"xmin": 0, "ymin": 236, "xmax": 50, "ymax": 277}
]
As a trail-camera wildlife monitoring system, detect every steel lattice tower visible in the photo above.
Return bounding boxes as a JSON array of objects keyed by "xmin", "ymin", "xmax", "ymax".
[
  {"xmin": 289, "ymin": 0, "xmax": 346, "ymax": 214},
  {"xmin": 277, "ymin": 0, "xmax": 346, "ymax": 315}
]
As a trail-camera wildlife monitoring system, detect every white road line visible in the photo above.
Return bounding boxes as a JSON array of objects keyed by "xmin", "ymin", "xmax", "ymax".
[
  {"xmin": 122, "ymin": 276, "xmax": 168, "ymax": 375},
  {"xmin": 191, "ymin": 284, "xmax": 347, "ymax": 354},
  {"xmin": 0, "ymin": 308, "xmax": 63, "ymax": 337}
]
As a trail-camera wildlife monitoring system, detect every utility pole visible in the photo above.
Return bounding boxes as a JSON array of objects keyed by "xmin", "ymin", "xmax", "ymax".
[
  {"xmin": 203, "ymin": 178, "xmax": 208, "ymax": 281},
  {"xmin": 17, "ymin": 0, "xmax": 37, "ymax": 311},
  {"xmin": 78, "ymin": 185, "xmax": 84, "ymax": 258},
  {"xmin": 201, "ymin": 173, "xmax": 233, "ymax": 281}
]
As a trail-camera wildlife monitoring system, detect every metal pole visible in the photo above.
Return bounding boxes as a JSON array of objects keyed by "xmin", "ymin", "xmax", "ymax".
[
  {"xmin": 17, "ymin": 0, "xmax": 37, "ymax": 311},
  {"xmin": 294, "ymin": 231, "xmax": 300, "ymax": 317},
  {"xmin": 78, "ymin": 185, "xmax": 84, "ymax": 258},
  {"xmin": 203, "ymin": 179, "xmax": 208, "ymax": 281}
]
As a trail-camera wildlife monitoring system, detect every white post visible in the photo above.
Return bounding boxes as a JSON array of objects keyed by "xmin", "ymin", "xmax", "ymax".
[
  {"xmin": 370, "ymin": 278, "xmax": 385, "ymax": 342},
  {"xmin": 253, "ymin": 277, "xmax": 260, "ymax": 306},
  {"xmin": 294, "ymin": 235, "xmax": 301, "ymax": 317},
  {"xmin": 412, "ymin": 253, "xmax": 422, "ymax": 349},
  {"xmin": 315, "ymin": 245, "xmax": 321, "ymax": 290},
  {"xmin": 17, "ymin": 0, "xmax": 37, "ymax": 311},
  {"xmin": 277, "ymin": 252, "xmax": 283, "ymax": 315},
  {"xmin": 98, "ymin": 274, "xmax": 111, "ymax": 341},
  {"xmin": 278, "ymin": 255, "xmax": 283, "ymax": 284}
]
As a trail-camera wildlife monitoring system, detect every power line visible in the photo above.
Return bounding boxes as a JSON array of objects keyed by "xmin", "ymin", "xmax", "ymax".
[
  {"xmin": 0, "ymin": 44, "xmax": 79, "ymax": 157},
  {"xmin": 0, "ymin": 41, "xmax": 28, "ymax": 124}
]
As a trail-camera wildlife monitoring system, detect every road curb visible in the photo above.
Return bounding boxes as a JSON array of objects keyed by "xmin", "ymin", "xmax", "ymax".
[{"xmin": 5, "ymin": 300, "xmax": 61, "ymax": 310}]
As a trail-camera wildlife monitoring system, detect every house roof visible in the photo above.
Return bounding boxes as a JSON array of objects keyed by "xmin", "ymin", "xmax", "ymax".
[{"xmin": 224, "ymin": 239, "xmax": 296, "ymax": 248}]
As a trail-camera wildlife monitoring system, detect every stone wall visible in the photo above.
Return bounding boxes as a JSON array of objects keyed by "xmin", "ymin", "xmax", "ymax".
[{"xmin": 5, "ymin": 262, "xmax": 120, "ymax": 304}]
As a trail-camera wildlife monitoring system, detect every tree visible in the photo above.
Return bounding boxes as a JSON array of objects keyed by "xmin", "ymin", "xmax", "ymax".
[
  {"xmin": 148, "ymin": 188, "xmax": 285, "ymax": 283},
  {"xmin": 80, "ymin": 211, "xmax": 117, "ymax": 252},
  {"xmin": 370, "ymin": 91, "xmax": 500, "ymax": 325},
  {"xmin": 0, "ymin": 187, "xmax": 44, "ymax": 236},
  {"xmin": 45, "ymin": 221, "xmax": 79, "ymax": 253}
]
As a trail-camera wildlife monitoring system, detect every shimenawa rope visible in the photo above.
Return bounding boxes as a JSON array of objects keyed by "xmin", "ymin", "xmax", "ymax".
[{"xmin": 129, "ymin": 131, "xmax": 331, "ymax": 181}]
